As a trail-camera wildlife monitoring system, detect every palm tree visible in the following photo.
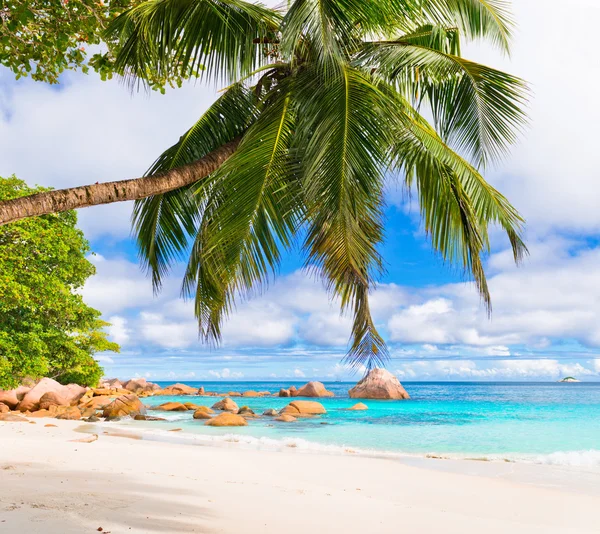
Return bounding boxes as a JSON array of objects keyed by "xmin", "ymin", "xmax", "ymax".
[{"xmin": 0, "ymin": 0, "xmax": 528, "ymax": 368}]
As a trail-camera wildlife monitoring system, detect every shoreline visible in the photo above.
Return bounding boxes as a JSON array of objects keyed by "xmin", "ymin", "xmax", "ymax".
[{"xmin": 1, "ymin": 418, "xmax": 599, "ymax": 533}]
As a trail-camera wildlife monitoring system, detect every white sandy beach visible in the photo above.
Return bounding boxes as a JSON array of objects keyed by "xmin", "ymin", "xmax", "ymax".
[{"xmin": 0, "ymin": 419, "xmax": 598, "ymax": 534}]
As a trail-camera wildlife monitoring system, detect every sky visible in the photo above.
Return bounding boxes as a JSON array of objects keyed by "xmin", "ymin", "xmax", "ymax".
[{"xmin": 2, "ymin": 0, "xmax": 600, "ymax": 382}]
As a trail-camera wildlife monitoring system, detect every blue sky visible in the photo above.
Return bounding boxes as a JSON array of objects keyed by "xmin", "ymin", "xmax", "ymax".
[{"xmin": 2, "ymin": 0, "xmax": 600, "ymax": 382}]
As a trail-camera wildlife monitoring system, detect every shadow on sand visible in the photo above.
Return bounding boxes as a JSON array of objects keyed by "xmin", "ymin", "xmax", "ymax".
[{"xmin": 0, "ymin": 461, "xmax": 217, "ymax": 533}]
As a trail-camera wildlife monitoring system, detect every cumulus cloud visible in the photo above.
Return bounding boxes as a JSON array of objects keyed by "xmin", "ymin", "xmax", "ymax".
[
  {"xmin": 0, "ymin": 70, "xmax": 219, "ymax": 237},
  {"xmin": 208, "ymin": 368, "xmax": 243, "ymax": 379},
  {"xmin": 105, "ymin": 315, "xmax": 130, "ymax": 346},
  {"xmin": 388, "ymin": 241, "xmax": 600, "ymax": 351},
  {"xmin": 396, "ymin": 359, "xmax": 598, "ymax": 381}
]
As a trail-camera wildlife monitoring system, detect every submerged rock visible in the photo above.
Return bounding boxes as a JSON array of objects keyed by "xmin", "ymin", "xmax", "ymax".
[
  {"xmin": 295, "ymin": 381, "xmax": 334, "ymax": 398},
  {"xmin": 348, "ymin": 368, "xmax": 410, "ymax": 400},
  {"xmin": 280, "ymin": 400, "xmax": 326, "ymax": 416},
  {"xmin": 349, "ymin": 403, "xmax": 368, "ymax": 410},
  {"xmin": 275, "ymin": 414, "xmax": 297, "ymax": 423},
  {"xmin": 205, "ymin": 413, "xmax": 248, "ymax": 427}
]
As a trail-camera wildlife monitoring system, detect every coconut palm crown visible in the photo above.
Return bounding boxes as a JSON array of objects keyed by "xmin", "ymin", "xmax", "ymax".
[{"xmin": 106, "ymin": 0, "xmax": 528, "ymax": 369}]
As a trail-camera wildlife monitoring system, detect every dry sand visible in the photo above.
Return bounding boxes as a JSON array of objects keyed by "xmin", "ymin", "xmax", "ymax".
[{"xmin": 0, "ymin": 419, "xmax": 597, "ymax": 533}]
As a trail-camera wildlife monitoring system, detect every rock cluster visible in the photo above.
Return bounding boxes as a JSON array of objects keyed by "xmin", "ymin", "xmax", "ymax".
[{"xmin": 0, "ymin": 377, "xmax": 338, "ymax": 429}]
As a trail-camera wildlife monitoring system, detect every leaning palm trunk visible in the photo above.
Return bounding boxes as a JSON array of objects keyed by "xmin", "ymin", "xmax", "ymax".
[
  {"xmin": 0, "ymin": 139, "xmax": 239, "ymax": 226},
  {"xmin": 0, "ymin": 0, "xmax": 529, "ymax": 369}
]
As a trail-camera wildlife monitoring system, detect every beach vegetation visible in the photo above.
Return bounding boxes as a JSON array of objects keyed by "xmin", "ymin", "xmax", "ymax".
[{"xmin": 0, "ymin": 176, "xmax": 119, "ymax": 389}]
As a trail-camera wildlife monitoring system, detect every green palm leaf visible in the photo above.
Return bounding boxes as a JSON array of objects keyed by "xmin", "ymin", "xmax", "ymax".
[
  {"xmin": 357, "ymin": 38, "xmax": 528, "ymax": 166},
  {"xmin": 295, "ymin": 62, "xmax": 391, "ymax": 368},
  {"xmin": 132, "ymin": 84, "xmax": 257, "ymax": 291},
  {"xmin": 105, "ymin": 0, "xmax": 281, "ymax": 86},
  {"xmin": 182, "ymin": 78, "xmax": 301, "ymax": 342}
]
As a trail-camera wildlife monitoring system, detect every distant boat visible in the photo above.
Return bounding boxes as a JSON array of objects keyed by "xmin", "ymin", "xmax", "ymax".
[{"xmin": 558, "ymin": 376, "xmax": 580, "ymax": 383}]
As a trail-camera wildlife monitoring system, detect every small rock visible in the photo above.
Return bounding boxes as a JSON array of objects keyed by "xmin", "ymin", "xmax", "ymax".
[
  {"xmin": 348, "ymin": 403, "xmax": 368, "ymax": 410},
  {"xmin": 262, "ymin": 409, "xmax": 278, "ymax": 416},
  {"xmin": 205, "ymin": 413, "xmax": 248, "ymax": 427}
]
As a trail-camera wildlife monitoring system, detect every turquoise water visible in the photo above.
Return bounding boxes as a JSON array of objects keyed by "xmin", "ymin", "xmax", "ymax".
[{"xmin": 127, "ymin": 381, "xmax": 600, "ymax": 466}]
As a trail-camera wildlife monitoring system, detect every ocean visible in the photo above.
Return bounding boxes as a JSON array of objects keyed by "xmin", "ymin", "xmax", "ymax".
[{"xmin": 118, "ymin": 381, "xmax": 600, "ymax": 467}]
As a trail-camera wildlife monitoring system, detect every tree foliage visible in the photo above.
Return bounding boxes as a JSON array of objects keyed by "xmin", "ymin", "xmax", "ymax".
[
  {"xmin": 113, "ymin": 0, "xmax": 528, "ymax": 369},
  {"xmin": 0, "ymin": 0, "xmax": 193, "ymax": 90},
  {"xmin": 0, "ymin": 176, "xmax": 119, "ymax": 389}
]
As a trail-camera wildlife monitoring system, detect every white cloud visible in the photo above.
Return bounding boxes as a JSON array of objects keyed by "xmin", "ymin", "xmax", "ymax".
[
  {"xmin": 208, "ymin": 368, "xmax": 243, "ymax": 379},
  {"xmin": 105, "ymin": 315, "xmax": 130, "ymax": 345},
  {"xmin": 460, "ymin": 0, "xmax": 600, "ymax": 234},
  {"xmin": 0, "ymin": 71, "xmax": 219, "ymax": 237},
  {"xmin": 299, "ymin": 311, "xmax": 351, "ymax": 346},
  {"xmin": 388, "ymin": 242, "xmax": 600, "ymax": 350},
  {"xmin": 293, "ymin": 368, "xmax": 305, "ymax": 378},
  {"xmin": 396, "ymin": 359, "xmax": 598, "ymax": 381},
  {"xmin": 82, "ymin": 255, "xmax": 156, "ymax": 315}
]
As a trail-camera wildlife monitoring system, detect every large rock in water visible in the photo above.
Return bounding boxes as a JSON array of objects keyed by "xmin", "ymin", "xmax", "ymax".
[
  {"xmin": 280, "ymin": 400, "xmax": 326, "ymax": 416},
  {"xmin": 295, "ymin": 381, "xmax": 334, "ymax": 398},
  {"xmin": 211, "ymin": 398, "xmax": 239, "ymax": 412},
  {"xmin": 17, "ymin": 378, "xmax": 87, "ymax": 412},
  {"xmin": 102, "ymin": 394, "xmax": 146, "ymax": 418},
  {"xmin": 348, "ymin": 368, "xmax": 410, "ymax": 400}
]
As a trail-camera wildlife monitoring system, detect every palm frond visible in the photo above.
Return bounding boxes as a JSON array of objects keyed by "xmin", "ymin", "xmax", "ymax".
[
  {"xmin": 182, "ymin": 78, "xmax": 301, "ymax": 342},
  {"xmin": 106, "ymin": 0, "xmax": 281, "ymax": 87},
  {"xmin": 419, "ymin": 0, "xmax": 514, "ymax": 52},
  {"xmin": 132, "ymin": 84, "xmax": 257, "ymax": 291},
  {"xmin": 295, "ymin": 63, "xmax": 391, "ymax": 369},
  {"xmin": 385, "ymin": 92, "xmax": 527, "ymax": 307},
  {"xmin": 357, "ymin": 39, "xmax": 528, "ymax": 166}
]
